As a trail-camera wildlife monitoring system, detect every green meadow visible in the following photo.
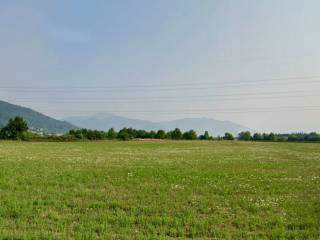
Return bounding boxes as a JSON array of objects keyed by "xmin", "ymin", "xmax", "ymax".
[{"xmin": 0, "ymin": 141, "xmax": 319, "ymax": 239}]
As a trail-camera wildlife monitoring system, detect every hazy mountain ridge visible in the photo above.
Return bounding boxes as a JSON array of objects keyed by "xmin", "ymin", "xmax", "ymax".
[
  {"xmin": 64, "ymin": 113, "xmax": 250, "ymax": 136},
  {"xmin": 0, "ymin": 101, "xmax": 251, "ymax": 135},
  {"xmin": 0, "ymin": 101, "xmax": 77, "ymax": 133}
]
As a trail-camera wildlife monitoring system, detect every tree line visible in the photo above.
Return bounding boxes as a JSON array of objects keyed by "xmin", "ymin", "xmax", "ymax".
[
  {"xmin": 0, "ymin": 116, "xmax": 319, "ymax": 142},
  {"xmin": 68, "ymin": 128, "xmax": 211, "ymax": 141},
  {"xmin": 0, "ymin": 117, "xmax": 213, "ymax": 141},
  {"xmin": 237, "ymin": 131, "xmax": 320, "ymax": 142}
]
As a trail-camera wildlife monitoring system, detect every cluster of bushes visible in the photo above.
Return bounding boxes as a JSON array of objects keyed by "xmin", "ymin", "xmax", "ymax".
[
  {"xmin": 1, "ymin": 116, "xmax": 319, "ymax": 143},
  {"xmin": 280, "ymin": 133, "xmax": 320, "ymax": 142},
  {"xmin": 0, "ymin": 117, "xmax": 215, "ymax": 141},
  {"xmin": 0, "ymin": 116, "xmax": 214, "ymax": 141},
  {"xmin": 237, "ymin": 131, "xmax": 320, "ymax": 142},
  {"xmin": 67, "ymin": 128, "xmax": 213, "ymax": 141}
]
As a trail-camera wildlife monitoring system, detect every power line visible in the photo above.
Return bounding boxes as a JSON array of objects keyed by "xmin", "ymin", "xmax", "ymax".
[
  {"xmin": 6, "ymin": 93, "xmax": 320, "ymax": 104},
  {"xmin": 1, "ymin": 75, "xmax": 320, "ymax": 92},
  {"xmin": 22, "ymin": 105, "xmax": 320, "ymax": 115},
  {"xmin": 2, "ymin": 75, "xmax": 320, "ymax": 88},
  {"xmin": 10, "ymin": 88, "xmax": 320, "ymax": 99},
  {"xmin": 5, "ymin": 89, "xmax": 320, "ymax": 103}
]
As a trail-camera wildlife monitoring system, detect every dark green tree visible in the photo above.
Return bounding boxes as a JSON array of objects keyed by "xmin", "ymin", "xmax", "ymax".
[
  {"xmin": 170, "ymin": 128, "xmax": 182, "ymax": 140},
  {"xmin": 182, "ymin": 130, "xmax": 197, "ymax": 140},
  {"xmin": 117, "ymin": 128, "xmax": 131, "ymax": 141},
  {"xmin": 238, "ymin": 131, "xmax": 252, "ymax": 141},
  {"xmin": 268, "ymin": 133, "xmax": 276, "ymax": 141},
  {"xmin": 0, "ymin": 116, "xmax": 28, "ymax": 140},
  {"xmin": 69, "ymin": 129, "xmax": 86, "ymax": 139},
  {"xmin": 155, "ymin": 130, "xmax": 166, "ymax": 139},
  {"xmin": 253, "ymin": 133, "xmax": 263, "ymax": 141},
  {"xmin": 199, "ymin": 131, "xmax": 211, "ymax": 140},
  {"xmin": 262, "ymin": 132, "xmax": 276, "ymax": 141},
  {"xmin": 85, "ymin": 130, "xmax": 105, "ymax": 140},
  {"xmin": 149, "ymin": 130, "xmax": 156, "ymax": 139},
  {"xmin": 223, "ymin": 132, "xmax": 234, "ymax": 140},
  {"xmin": 136, "ymin": 130, "xmax": 147, "ymax": 138},
  {"xmin": 107, "ymin": 128, "xmax": 117, "ymax": 140},
  {"xmin": 305, "ymin": 132, "xmax": 320, "ymax": 142}
]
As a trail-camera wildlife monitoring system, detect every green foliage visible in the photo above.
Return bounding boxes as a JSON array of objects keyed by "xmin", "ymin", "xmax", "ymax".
[
  {"xmin": 68, "ymin": 128, "xmax": 203, "ymax": 141},
  {"xmin": 249, "ymin": 132, "xmax": 320, "ymax": 142},
  {"xmin": 223, "ymin": 132, "xmax": 234, "ymax": 140},
  {"xmin": 148, "ymin": 130, "xmax": 157, "ymax": 139},
  {"xmin": 253, "ymin": 133, "xmax": 263, "ymax": 141},
  {"xmin": 0, "ymin": 116, "xmax": 28, "ymax": 140},
  {"xmin": 86, "ymin": 130, "xmax": 106, "ymax": 140},
  {"xmin": 265, "ymin": 132, "xmax": 277, "ymax": 141},
  {"xmin": 107, "ymin": 128, "xmax": 117, "ymax": 140},
  {"xmin": 135, "ymin": 129, "xmax": 147, "ymax": 138},
  {"xmin": 69, "ymin": 129, "xmax": 86, "ymax": 139},
  {"xmin": 1, "ymin": 119, "xmax": 318, "ymax": 144},
  {"xmin": 305, "ymin": 132, "xmax": 320, "ymax": 141},
  {"xmin": 117, "ymin": 128, "xmax": 131, "ymax": 141},
  {"xmin": 199, "ymin": 131, "xmax": 212, "ymax": 140},
  {"xmin": 68, "ymin": 129, "xmax": 106, "ymax": 140},
  {"xmin": 238, "ymin": 131, "xmax": 252, "ymax": 141},
  {"xmin": 169, "ymin": 128, "xmax": 183, "ymax": 140},
  {"xmin": 182, "ymin": 129, "xmax": 197, "ymax": 140},
  {"xmin": 155, "ymin": 130, "xmax": 166, "ymax": 139},
  {"xmin": 287, "ymin": 132, "xmax": 320, "ymax": 142}
]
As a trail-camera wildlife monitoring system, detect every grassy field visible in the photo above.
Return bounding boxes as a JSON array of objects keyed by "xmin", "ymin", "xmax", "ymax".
[{"xmin": 0, "ymin": 141, "xmax": 319, "ymax": 239}]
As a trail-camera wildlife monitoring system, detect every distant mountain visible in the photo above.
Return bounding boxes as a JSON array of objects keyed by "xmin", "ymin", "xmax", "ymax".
[
  {"xmin": 64, "ymin": 113, "xmax": 251, "ymax": 136},
  {"xmin": 0, "ymin": 100, "xmax": 77, "ymax": 133}
]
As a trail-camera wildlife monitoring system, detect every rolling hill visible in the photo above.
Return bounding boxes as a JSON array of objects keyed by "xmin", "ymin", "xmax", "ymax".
[
  {"xmin": 0, "ymin": 100, "xmax": 77, "ymax": 133},
  {"xmin": 64, "ymin": 113, "xmax": 251, "ymax": 136}
]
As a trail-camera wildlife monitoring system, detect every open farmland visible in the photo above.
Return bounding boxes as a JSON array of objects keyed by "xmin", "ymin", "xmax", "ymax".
[{"xmin": 0, "ymin": 141, "xmax": 319, "ymax": 239}]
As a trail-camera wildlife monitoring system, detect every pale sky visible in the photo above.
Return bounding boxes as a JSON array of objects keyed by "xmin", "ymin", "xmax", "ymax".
[{"xmin": 1, "ymin": 0, "xmax": 320, "ymax": 132}]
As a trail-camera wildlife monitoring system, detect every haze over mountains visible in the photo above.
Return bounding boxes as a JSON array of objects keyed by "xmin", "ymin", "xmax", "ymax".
[
  {"xmin": 64, "ymin": 113, "xmax": 250, "ymax": 136},
  {"xmin": 0, "ymin": 100, "xmax": 250, "ymax": 135},
  {"xmin": 0, "ymin": 101, "xmax": 77, "ymax": 133}
]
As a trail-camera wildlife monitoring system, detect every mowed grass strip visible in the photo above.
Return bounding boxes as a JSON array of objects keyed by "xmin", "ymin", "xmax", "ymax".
[{"xmin": 0, "ymin": 141, "xmax": 319, "ymax": 239}]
